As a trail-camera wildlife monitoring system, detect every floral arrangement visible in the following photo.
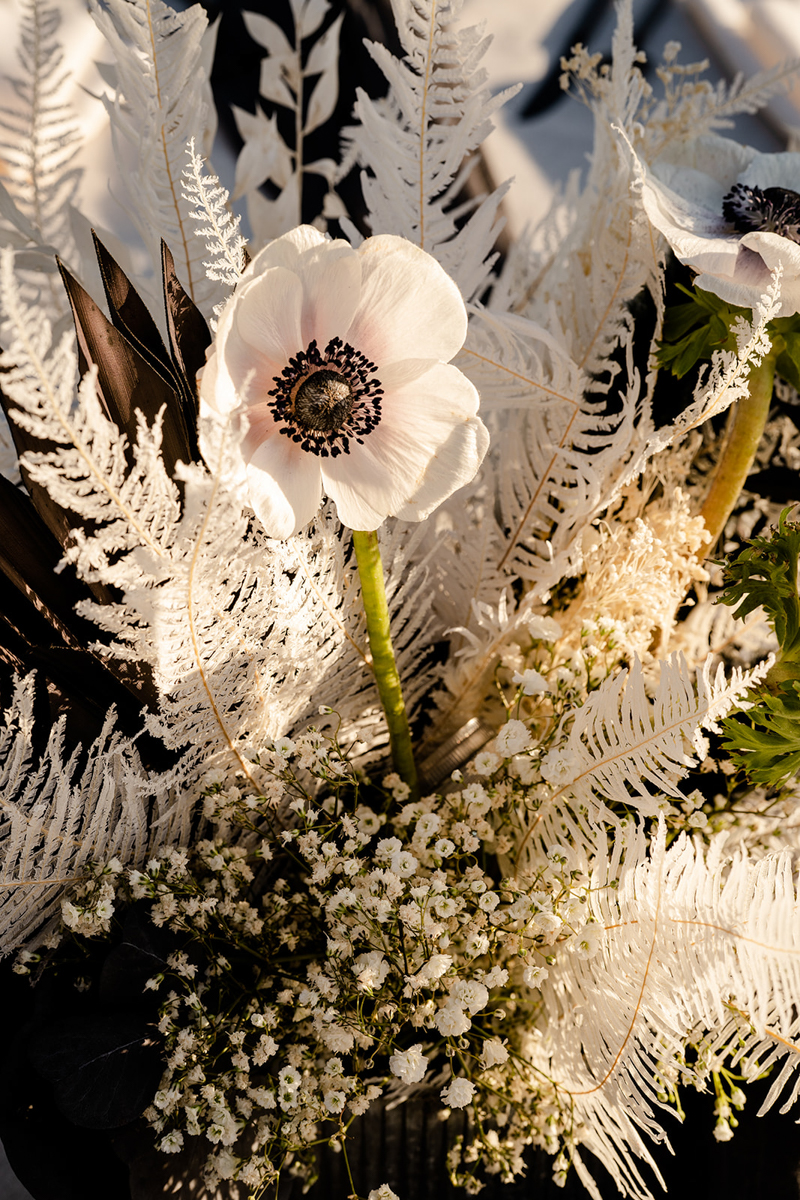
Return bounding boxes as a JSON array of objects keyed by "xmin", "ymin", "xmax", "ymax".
[{"xmin": 2, "ymin": 1, "xmax": 800, "ymax": 1198}]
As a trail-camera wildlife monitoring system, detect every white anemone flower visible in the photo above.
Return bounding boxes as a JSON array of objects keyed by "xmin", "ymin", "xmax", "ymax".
[
  {"xmin": 639, "ymin": 134, "xmax": 800, "ymax": 314},
  {"xmin": 199, "ymin": 225, "xmax": 489, "ymax": 537}
]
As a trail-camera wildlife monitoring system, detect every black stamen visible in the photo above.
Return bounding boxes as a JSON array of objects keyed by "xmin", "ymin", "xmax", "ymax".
[
  {"xmin": 267, "ymin": 338, "xmax": 383, "ymax": 457},
  {"xmin": 722, "ymin": 183, "xmax": 800, "ymax": 243}
]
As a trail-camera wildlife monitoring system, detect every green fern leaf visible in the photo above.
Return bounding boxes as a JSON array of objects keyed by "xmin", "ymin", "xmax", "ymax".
[
  {"xmin": 718, "ymin": 510, "xmax": 800, "ymax": 787},
  {"xmin": 721, "ymin": 682, "xmax": 800, "ymax": 787}
]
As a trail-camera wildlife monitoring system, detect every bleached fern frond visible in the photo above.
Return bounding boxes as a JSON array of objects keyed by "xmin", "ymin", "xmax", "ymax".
[
  {"xmin": 90, "ymin": 435, "xmax": 329, "ymax": 771},
  {"xmin": 235, "ymin": 2, "xmax": 344, "ymax": 245},
  {"xmin": 531, "ymin": 5, "xmax": 660, "ymax": 375},
  {"xmin": 181, "ymin": 139, "xmax": 248, "ymax": 319},
  {"xmin": 414, "ymin": 301, "xmax": 643, "ymax": 736},
  {"xmin": 0, "ymin": 674, "xmax": 159, "ymax": 958},
  {"xmin": 644, "ymin": 55, "xmax": 800, "ymax": 157},
  {"xmin": 531, "ymin": 654, "xmax": 771, "ymax": 833},
  {"xmin": 350, "ymin": 0, "xmax": 519, "ymax": 300},
  {"xmin": 680, "ymin": 275, "xmax": 779, "ymax": 431},
  {"xmin": 464, "ymin": 308, "xmax": 611, "ymax": 570},
  {"xmin": 0, "ymin": 249, "xmax": 180, "ymax": 580},
  {"xmin": 0, "ymin": 1, "xmax": 81, "ymax": 258},
  {"xmin": 387, "ymin": 467, "xmax": 523, "ymax": 748},
  {"xmin": 531, "ymin": 821, "xmax": 800, "ymax": 1198},
  {"xmin": 461, "ymin": 307, "xmax": 591, "ymax": 418},
  {"xmin": 50, "ymin": 409, "xmax": 440, "ymax": 788},
  {"xmin": 462, "ymin": 307, "xmax": 640, "ymax": 590},
  {"xmin": 88, "ymin": 0, "xmax": 223, "ymax": 314}
]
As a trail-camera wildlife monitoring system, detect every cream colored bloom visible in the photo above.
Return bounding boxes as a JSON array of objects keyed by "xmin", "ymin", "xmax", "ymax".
[
  {"xmin": 481, "ymin": 1038, "xmax": 509, "ymax": 1069},
  {"xmin": 495, "ymin": 719, "xmax": 532, "ymax": 756},
  {"xmin": 640, "ymin": 134, "xmax": 800, "ymax": 314},
  {"xmin": 200, "ymin": 225, "xmax": 489, "ymax": 536},
  {"xmin": 434, "ymin": 999, "xmax": 471, "ymax": 1036},
  {"xmin": 440, "ymin": 1076, "xmax": 475, "ymax": 1108},
  {"xmin": 388, "ymin": 1043, "xmax": 428, "ymax": 1084},
  {"xmin": 511, "ymin": 667, "xmax": 549, "ymax": 695}
]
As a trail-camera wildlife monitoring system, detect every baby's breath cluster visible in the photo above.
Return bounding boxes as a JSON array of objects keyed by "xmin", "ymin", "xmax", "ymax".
[
  {"xmin": 60, "ymin": 858, "xmax": 123, "ymax": 938},
  {"xmin": 40, "ymin": 720, "xmax": 616, "ymax": 1196}
]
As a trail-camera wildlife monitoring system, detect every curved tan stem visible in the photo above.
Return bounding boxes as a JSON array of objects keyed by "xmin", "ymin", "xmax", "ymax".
[{"xmin": 699, "ymin": 355, "xmax": 775, "ymax": 553}]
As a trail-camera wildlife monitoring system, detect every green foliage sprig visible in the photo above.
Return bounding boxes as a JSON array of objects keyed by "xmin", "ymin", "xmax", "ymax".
[
  {"xmin": 719, "ymin": 509, "xmax": 800, "ymax": 787},
  {"xmin": 657, "ymin": 283, "xmax": 800, "ymax": 387},
  {"xmin": 657, "ymin": 285, "xmax": 745, "ymax": 379}
]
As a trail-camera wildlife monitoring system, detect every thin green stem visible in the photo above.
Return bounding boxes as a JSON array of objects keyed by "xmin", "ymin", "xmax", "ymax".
[
  {"xmin": 351, "ymin": 529, "xmax": 419, "ymax": 800},
  {"xmin": 699, "ymin": 354, "xmax": 776, "ymax": 552}
]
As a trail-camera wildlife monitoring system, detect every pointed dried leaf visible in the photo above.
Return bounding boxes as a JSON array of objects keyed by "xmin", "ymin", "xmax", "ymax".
[
  {"xmin": 92, "ymin": 232, "xmax": 177, "ymax": 392},
  {"xmin": 242, "ymin": 9, "xmax": 293, "ymax": 58},
  {"xmin": 304, "ymin": 11, "xmax": 342, "ymax": 76},
  {"xmin": 304, "ymin": 59, "xmax": 340, "ymax": 133},
  {"xmin": 58, "ymin": 262, "xmax": 194, "ymax": 480},
  {"xmin": 291, "ymin": 0, "xmax": 330, "ymax": 38},
  {"xmin": 259, "ymin": 55, "xmax": 297, "ymax": 108}
]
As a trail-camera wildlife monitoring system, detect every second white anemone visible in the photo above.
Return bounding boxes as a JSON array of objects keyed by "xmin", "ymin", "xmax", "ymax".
[
  {"xmin": 640, "ymin": 133, "xmax": 800, "ymax": 314},
  {"xmin": 199, "ymin": 225, "xmax": 489, "ymax": 538}
]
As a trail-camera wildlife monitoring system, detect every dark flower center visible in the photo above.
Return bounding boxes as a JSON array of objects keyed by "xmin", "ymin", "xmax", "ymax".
[
  {"xmin": 267, "ymin": 337, "xmax": 383, "ymax": 458},
  {"xmin": 294, "ymin": 370, "xmax": 354, "ymax": 433},
  {"xmin": 722, "ymin": 183, "xmax": 800, "ymax": 243}
]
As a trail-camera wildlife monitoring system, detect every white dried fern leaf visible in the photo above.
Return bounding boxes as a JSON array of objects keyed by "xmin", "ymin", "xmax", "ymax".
[
  {"xmin": 88, "ymin": 0, "xmax": 223, "ymax": 313},
  {"xmin": 351, "ymin": 0, "xmax": 519, "ymax": 300},
  {"xmin": 63, "ymin": 417, "xmax": 329, "ymax": 781},
  {"xmin": 60, "ymin": 416, "xmax": 441, "ymax": 783},
  {"xmin": 619, "ymin": 270, "xmax": 779, "ymax": 499},
  {"xmin": 181, "ymin": 139, "xmax": 248, "ymax": 321},
  {"xmin": 420, "ymin": 510, "xmax": 540, "ymax": 744},
  {"xmin": 0, "ymin": 674, "xmax": 156, "ymax": 958},
  {"xmin": 533, "ymin": 821, "xmax": 800, "ymax": 1198},
  {"xmin": 88, "ymin": 481, "xmax": 442, "ymax": 781},
  {"xmin": 0, "ymin": 0, "xmax": 81, "ymax": 268},
  {"xmin": 532, "ymin": 653, "xmax": 771, "ymax": 834},
  {"xmin": 530, "ymin": 4, "xmax": 659, "ymax": 373},
  {"xmin": 461, "ymin": 306, "xmax": 641, "ymax": 591}
]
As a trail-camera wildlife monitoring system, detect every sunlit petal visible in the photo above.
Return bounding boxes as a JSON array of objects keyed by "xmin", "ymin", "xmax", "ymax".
[
  {"xmin": 234, "ymin": 266, "xmax": 303, "ymax": 366},
  {"xmin": 347, "ymin": 235, "xmax": 467, "ymax": 366},
  {"xmin": 322, "ymin": 365, "xmax": 487, "ymax": 526},
  {"xmin": 245, "ymin": 435, "xmax": 323, "ymax": 538},
  {"xmin": 298, "ymin": 242, "xmax": 361, "ymax": 349}
]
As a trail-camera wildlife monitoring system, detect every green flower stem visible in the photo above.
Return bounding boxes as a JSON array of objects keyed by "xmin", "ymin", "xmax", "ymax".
[
  {"xmin": 351, "ymin": 529, "xmax": 419, "ymax": 800},
  {"xmin": 699, "ymin": 353, "xmax": 776, "ymax": 552}
]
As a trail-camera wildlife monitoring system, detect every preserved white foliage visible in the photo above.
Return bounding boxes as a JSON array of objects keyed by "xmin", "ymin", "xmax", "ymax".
[
  {"xmin": 351, "ymin": 0, "xmax": 520, "ymax": 300},
  {"xmin": 0, "ymin": 0, "xmax": 80, "ymax": 309},
  {"xmin": 233, "ymin": 1, "xmax": 344, "ymax": 245},
  {"xmin": 534, "ymin": 822, "xmax": 800, "ymax": 1198},
  {"xmin": 535, "ymin": 654, "xmax": 771, "ymax": 828},
  {"xmin": 88, "ymin": 0, "xmax": 223, "ymax": 313},
  {"xmin": 0, "ymin": 673, "xmax": 186, "ymax": 958}
]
